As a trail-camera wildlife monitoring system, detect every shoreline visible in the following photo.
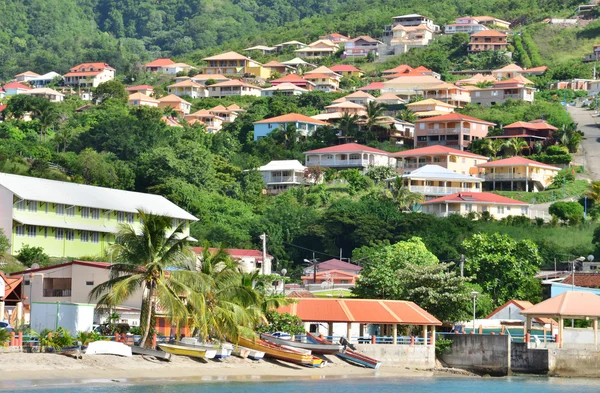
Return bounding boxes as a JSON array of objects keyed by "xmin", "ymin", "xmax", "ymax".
[{"xmin": 0, "ymin": 353, "xmax": 440, "ymax": 390}]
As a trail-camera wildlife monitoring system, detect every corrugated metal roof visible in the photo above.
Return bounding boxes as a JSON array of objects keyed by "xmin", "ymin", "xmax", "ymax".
[
  {"xmin": 402, "ymin": 165, "xmax": 483, "ymax": 182},
  {"xmin": 0, "ymin": 173, "xmax": 197, "ymax": 221},
  {"xmin": 257, "ymin": 160, "xmax": 306, "ymax": 172}
]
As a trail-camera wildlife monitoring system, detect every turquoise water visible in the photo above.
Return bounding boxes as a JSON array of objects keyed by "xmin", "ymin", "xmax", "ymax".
[{"xmin": 3, "ymin": 377, "xmax": 600, "ymax": 393}]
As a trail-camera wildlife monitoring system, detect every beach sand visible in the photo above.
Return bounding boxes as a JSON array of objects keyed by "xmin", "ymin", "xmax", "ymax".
[{"xmin": 0, "ymin": 352, "xmax": 437, "ymax": 388}]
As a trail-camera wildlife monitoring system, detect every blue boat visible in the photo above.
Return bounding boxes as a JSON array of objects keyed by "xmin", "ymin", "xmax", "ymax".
[{"xmin": 306, "ymin": 332, "xmax": 381, "ymax": 369}]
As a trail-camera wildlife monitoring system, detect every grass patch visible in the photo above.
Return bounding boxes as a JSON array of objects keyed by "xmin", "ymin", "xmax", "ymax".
[
  {"xmin": 0, "ymin": 254, "xmax": 27, "ymax": 274},
  {"xmin": 313, "ymin": 289, "xmax": 354, "ymax": 298},
  {"xmin": 493, "ymin": 180, "xmax": 589, "ymax": 204}
]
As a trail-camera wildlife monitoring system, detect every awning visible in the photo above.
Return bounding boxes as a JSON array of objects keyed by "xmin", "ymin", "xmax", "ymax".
[{"xmin": 13, "ymin": 216, "xmax": 118, "ymax": 233}]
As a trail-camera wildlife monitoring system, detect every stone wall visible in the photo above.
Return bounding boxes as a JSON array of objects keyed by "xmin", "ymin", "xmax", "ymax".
[
  {"xmin": 356, "ymin": 344, "xmax": 435, "ymax": 368},
  {"xmin": 439, "ymin": 334, "xmax": 510, "ymax": 376},
  {"xmin": 510, "ymin": 342, "xmax": 549, "ymax": 374},
  {"xmin": 549, "ymin": 348, "xmax": 600, "ymax": 377}
]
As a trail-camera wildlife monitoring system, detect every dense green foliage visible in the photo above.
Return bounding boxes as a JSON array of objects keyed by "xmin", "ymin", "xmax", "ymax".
[
  {"xmin": 15, "ymin": 244, "xmax": 51, "ymax": 267},
  {"xmin": 0, "ymin": 0, "xmax": 584, "ymax": 79},
  {"xmin": 257, "ymin": 310, "xmax": 305, "ymax": 336}
]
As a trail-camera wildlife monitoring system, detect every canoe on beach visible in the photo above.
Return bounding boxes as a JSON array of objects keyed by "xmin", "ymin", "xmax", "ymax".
[
  {"xmin": 260, "ymin": 333, "xmax": 344, "ymax": 355},
  {"xmin": 238, "ymin": 336, "xmax": 325, "ymax": 367},
  {"xmin": 158, "ymin": 343, "xmax": 217, "ymax": 359},
  {"xmin": 305, "ymin": 332, "xmax": 381, "ymax": 369}
]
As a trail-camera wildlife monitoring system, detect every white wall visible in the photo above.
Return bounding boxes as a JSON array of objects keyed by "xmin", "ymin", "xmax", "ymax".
[{"xmin": 0, "ymin": 186, "xmax": 13, "ymax": 253}]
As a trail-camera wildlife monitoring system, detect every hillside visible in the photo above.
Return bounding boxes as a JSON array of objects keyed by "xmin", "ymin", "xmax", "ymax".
[{"xmin": 0, "ymin": 0, "xmax": 584, "ymax": 79}]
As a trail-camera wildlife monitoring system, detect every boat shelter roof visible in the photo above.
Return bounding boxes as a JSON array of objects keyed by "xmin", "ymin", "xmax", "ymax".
[
  {"xmin": 521, "ymin": 291, "xmax": 600, "ymax": 319},
  {"xmin": 278, "ymin": 298, "xmax": 441, "ymax": 325}
]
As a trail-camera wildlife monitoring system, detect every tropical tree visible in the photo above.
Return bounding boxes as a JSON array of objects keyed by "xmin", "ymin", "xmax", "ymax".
[
  {"xmin": 33, "ymin": 100, "xmax": 60, "ymax": 142},
  {"xmin": 337, "ymin": 112, "xmax": 359, "ymax": 138},
  {"xmin": 399, "ymin": 108, "xmax": 416, "ymax": 123},
  {"xmin": 387, "ymin": 176, "xmax": 425, "ymax": 211},
  {"xmin": 89, "ymin": 210, "xmax": 195, "ymax": 347},
  {"xmin": 365, "ymin": 101, "xmax": 387, "ymax": 133},
  {"xmin": 502, "ymin": 137, "xmax": 529, "ymax": 157}
]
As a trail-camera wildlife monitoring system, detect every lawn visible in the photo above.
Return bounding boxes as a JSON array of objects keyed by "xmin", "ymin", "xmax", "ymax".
[
  {"xmin": 493, "ymin": 180, "xmax": 589, "ymax": 204},
  {"xmin": 313, "ymin": 289, "xmax": 354, "ymax": 298}
]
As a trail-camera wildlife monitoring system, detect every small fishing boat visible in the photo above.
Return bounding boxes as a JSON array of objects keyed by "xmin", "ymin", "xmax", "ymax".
[
  {"xmin": 238, "ymin": 336, "xmax": 325, "ymax": 367},
  {"xmin": 261, "ymin": 333, "xmax": 343, "ymax": 355},
  {"xmin": 131, "ymin": 345, "xmax": 172, "ymax": 361},
  {"xmin": 306, "ymin": 332, "xmax": 381, "ymax": 369},
  {"xmin": 60, "ymin": 344, "xmax": 83, "ymax": 359},
  {"xmin": 86, "ymin": 341, "xmax": 132, "ymax": 357},
  {"xmin": 158, "ymin": 343, "xmax": 217, "ymax": 359},
  {"xmin": 232, "ymin": 344, "xmax": 265, "ymax": 360},
  {"xmin": 179, "ymin": 338, "xmax": 232, "ymax": 359}
]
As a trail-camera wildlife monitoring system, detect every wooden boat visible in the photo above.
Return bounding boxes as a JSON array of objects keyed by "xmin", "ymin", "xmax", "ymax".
[
  {"xmin": 306, "ymin": 332, "xmax": 381, "ymax": 369},
  {"xmin": 86, "ymin": 341, "xmax": 132, "ymax": 357},
  {"xmin": 131, "ymin": 345, "xmax": 172, "ymax": 361},
  {"xmin": 158, "ymin": 343, "xmax": 217, "ymax": 359},
  {"xmin": 232, "ymin": 344, "xmax": 264, "ymax": 360},
  {"xmin": 179, "ymin": 338, "xmax": 232, "ymax": 359},
  {"xmin": 60, "ymin": 345, "xmax": 83, "ymax": 359},
  {"xmin": 261, "ymin": 333, "xmax": 343, "ymax": 355},
  {"xmin": 238, "ymin": 336, "xmax": 325, "ymax": 367}
]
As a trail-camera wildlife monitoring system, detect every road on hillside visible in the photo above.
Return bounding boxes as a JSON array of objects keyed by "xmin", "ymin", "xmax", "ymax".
[{"xmin": 567, "ymin": 106, "xmax": 600, "ymax": 181}]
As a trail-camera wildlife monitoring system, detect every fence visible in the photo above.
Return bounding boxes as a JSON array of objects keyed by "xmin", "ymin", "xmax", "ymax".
[{"xmin": 294, "ymin": 334, "xmax": 431, "ymax": 345}]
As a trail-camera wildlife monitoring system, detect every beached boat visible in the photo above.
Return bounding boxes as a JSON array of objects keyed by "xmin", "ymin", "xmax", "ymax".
[
  {"xmin": 86, "ymin": 341, "xmax": 132, "ymax": 357},
  {"xmin": 238, "ymin": 336, "xmax": 325, "ymax": 367},
  {"xmin": 306, "ymin": 332, "xmax": 381, "ymax": 369},
  {"xmin": 131, "ymin": 345, "xmax": 172, "ymax": 361},
  {"xmin": 232, "ymin": 344, "xmax": 264, "ymax": 360},
  {"xmin": 260, "ymin": 333, "xmax": 343, "ymax": 355},
  {"xmin": 178, "ymin": 338, "xmax": 232, "ymax": 359},
  {"xmin": 60, "ymin": 345, "xmax": 83, "ymax": 359},
  {"xmin": 158, "ymin": 343, "xmax": 217, "ymax": 359}
]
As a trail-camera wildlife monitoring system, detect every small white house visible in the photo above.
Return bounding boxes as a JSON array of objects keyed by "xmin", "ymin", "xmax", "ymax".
[
  {"xmin": 257, "ymin": 160, "xmax": 311, "ymax": 195},
  {"xmin": 304, "ymin": 143, "xmax": 395, "ymax": 171}
]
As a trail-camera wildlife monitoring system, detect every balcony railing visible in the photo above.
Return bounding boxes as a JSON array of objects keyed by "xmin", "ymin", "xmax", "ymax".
[
  {"xmin": 269, "ymin": 176, "xmax": 298, "ymax": 183},
  {"xmin": 425, "ymin": 127, "xmax": 467, "ymax": 134},
  {"xmin": 410, "ymin": 186, "xmax": 480, "ymax": 194},
  {"xmin": 307, "ymin": 159, "xmax": 370, "ymax": 167},
  {"xmin": 483, "ymin": 173, "xmax": 544, "ymax": 181},
  {"xmin": 43, "ymin": 289, "xmax": 72, "ymax": 297}
]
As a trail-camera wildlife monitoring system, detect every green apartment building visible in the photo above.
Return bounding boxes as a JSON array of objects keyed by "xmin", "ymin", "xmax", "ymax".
[{"xmin": 0, "ymin": 173, "xmax": 198, "ymax": 258}]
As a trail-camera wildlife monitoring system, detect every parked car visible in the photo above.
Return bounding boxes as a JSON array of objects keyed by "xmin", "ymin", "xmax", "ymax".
[{"xmin": 0, "ymin": 321, "xmax": 14, "ymax": 332}]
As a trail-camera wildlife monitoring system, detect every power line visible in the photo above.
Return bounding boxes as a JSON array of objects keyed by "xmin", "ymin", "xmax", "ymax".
[{"xmin": 282, "ymin": 241, "xmax": 342, "ymax": 260}]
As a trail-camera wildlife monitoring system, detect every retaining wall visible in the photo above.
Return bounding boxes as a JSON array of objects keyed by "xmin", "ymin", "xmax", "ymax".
[
  {"xmin": 549, "ymin": 348, "xmax": 600, "ymax": 377},
  {"xmin": 356, "ymin": 344, "xmax": 435, "ymax": 368},
  {"xmin": 440, "ymin": 334, "xmax": 510, "ymax": 376},
  {"xmin": 510, "ymin": 342, "xmax": 548, "ymax": 374}
]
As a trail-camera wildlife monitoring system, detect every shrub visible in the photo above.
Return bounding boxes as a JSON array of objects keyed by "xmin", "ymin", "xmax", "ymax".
[
  {"xmin": 529, "ymin": 153, "xmax": 572, "ymax": 165},
  {"xmin": 435, "ymin": 337, "xmax": 453, "ymax": 356},
  {"xmin": 256, "ymin": 310, "xmax": 304, "ymax": 336},
  {"xmin": 16, "ymin": 244, "xmax": 50, "ymax": 267},
  {"xmin": 549, "ymin": 201, "xmax": 584, "ymax": 224},
  {"xmin": 546, "ymin": 145, "xmax": 569, "ymax": 156}
]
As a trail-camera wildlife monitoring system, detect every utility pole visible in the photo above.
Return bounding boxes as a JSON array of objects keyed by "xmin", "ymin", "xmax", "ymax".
[
  {"xmin": 460, "ymin": 254, "xmax": 465, "ymax": 277},
  {"xmin": 260, "ymin": 233, "xmax": 268, "ymax": 275},
  {"xmin": 312, "ymin": 252, "xmax": 317, "ymax": 285}
]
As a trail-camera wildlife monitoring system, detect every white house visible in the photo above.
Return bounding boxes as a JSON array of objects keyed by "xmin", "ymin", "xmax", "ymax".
[
  {"xmin": 2, "ymin": 82, "xmax": 32, "ymax": 96},
  {"xmin": 421, "ymin": 191, "xmax": 530, "ymax": 219},
  {"xmin": 257, "ymin": 160, "xmax": 311, "ymax": 195},
  {"xmin": 22, "ymin": 88, "xmax": 65, "ymax": 103},
  {"xmin": 253, "ymin": 113, "xmax": 329, "ymax": 140},
  {"xmin": 192, "ymin": 247, "xmax": 273, "ymax": 275},
  {"xmin": 63, "ymin": 62, "xmax": 115, "ymax": 88},
  {"xmin": 304, "ymin": 143, "xmax": 395, "ymax": 171}
]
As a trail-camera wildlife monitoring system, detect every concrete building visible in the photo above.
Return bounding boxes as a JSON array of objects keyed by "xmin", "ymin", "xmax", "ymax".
[
  {"xmin": 406, "ymin": 99, "xmax": 456, "ymax": 118},
  {"xmin": 295, "ymin": 40, "xmax": 339, "ymax": 58},
  {"xmin": 0, "ymin": 173, "xmax": 197, "ymax": 258},
  {"xmin": 391, "ymin": 145, "xmax": 488, "ymax": 176},
  {"xmin": 28, "ymin": 72, "xmax": 62, "ymax": 88},
  {"xmin": 253, "ymin": 113, "xmax": 329, "ymax": 140},
  {"xmin": 399, "ymin": 165, "xmax": 483, "ymax": 199},
  {"xmin": 2, "ymin": 82, "xmax": 32, "ymax": 96},
  {"xmin": 468, "ymin": 30, "xmax": 508, "ymax": 52},
  {"xmin": 15, "ymin": 71, "xmax": 41, "ymax": 83},
  {"xmin": 257, "ymin": 160, "xmax": 310, "ymax": 195},
  {"xmin": 157, "ymin": 94, "xmax": 192, "ymax": 115},
  {"xmin": 207, "ymin": 80, "xmax": 262, "ymax": 98},
  {"xmin": 421, "ymin": 192, "xmax": 530, "ymax": 218},
  {"xmin": 476, "ymin": 156, "xmax": 560, "ymax": 192},
  {"xmin": 261, "ymin": 83, "xmax": 308, "ymax": 97},
  {"xmin": 202, "ymin": 51, "xmax": 270, "ymax": 78},
  {"xmin": 468, "ymin": 78, "xmax": 535, "ymax": 106},
  {"xmin": 22, "ymin": 88, "xmax": 65, "ymax": 103},
  {"xmin": 382, "ymin": 75, "xmax": 445, "ymax": 100},
  {"xmin": 192, "ymin": 247, "xmax": 273, "ymax": 275},
  {"xmin": 127, "ymin": 92, "xmax": 159, "ymax": 108},
  {"xmin": 414, "ymin": 113, "xmax": 494, "ymax": 150},
  {"xmin": 63, "ymin": 63, "xmax": 115, "ymax": 88},
  {"xmin": 343, "ymin": 36, "xmax": 381, "ymax": 58},
  {"xmin": 445, "ymin": 17, "xmax": 489, "ymax": 35},
  {"xmin": 167, "ymin": 80, "xmax": 208, "ymax": 98},
  {"xmin": 416, "ymin": 82, "xmax": 471, "ymax": 108},
  {"xmin": 304, "ymin": 143, "xmax": 395, "ymax": 171}
]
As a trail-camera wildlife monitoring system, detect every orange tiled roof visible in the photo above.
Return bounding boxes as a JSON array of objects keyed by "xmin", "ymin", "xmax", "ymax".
[
  {"xmin": 521, "ymin": 292, "xmax": 600, "ymax": 317},
  {"xmin": 145, "ymin": 58, "xmax": 175, "ymax": 67},
  {"xmin": 417, "ymin": 113, "xmax": 494, "ymax": 125},
  {"xmin": 471, "ymin": 30, "xmax": 507, "ymax": 37},
  {"xmin": 277, "ymin": 298, "xmax": 441, "ymax": 325},
  {"xmin": 254, "ymin": 113, "xmax": 329, "ymax": 125},
  {"xmin": 476, "ymin": 156, "xmax": 560, "ymax": 169},
  {"xmin": 421, "ymin": 192, "xmax": 528, "ymax": 205}
]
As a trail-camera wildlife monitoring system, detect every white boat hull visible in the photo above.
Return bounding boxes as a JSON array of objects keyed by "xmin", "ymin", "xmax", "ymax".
[{"xmin": 86, "ymin": 341, "xmax": 132, "ymax": 357}]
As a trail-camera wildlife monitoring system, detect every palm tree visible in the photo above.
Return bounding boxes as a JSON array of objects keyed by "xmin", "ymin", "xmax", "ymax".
[
  {"xmin": 507, "ymin": 137, "xmax": 529, "ymax": 156},
  {"xmin": 180, "ymin": 245, "xmax": 267, "ymax": 342},
  {"xmin": 588, "ymin": 181, "xmax": 600, "ymax": 203},
  {"xmin": 365, "ymin": 101, "xmax": 387, "ymax": 133},
  {"xmin": 89, "ymin": 210, "xmax": 195, "ymax": 347},
  {"xmin": 34, "ymin": 100, "xmax": 59, "ymax": 142},
  {"xmin": 388, "ymin": 176, "xmax": 425, "ymax": 211},
  {"xmin": 337, "ymin": 112, "xmax": 359, "ymax": 138},
  {"xmin": 399, "ymin": 108, "xmax": 416, "ymax": 124}
]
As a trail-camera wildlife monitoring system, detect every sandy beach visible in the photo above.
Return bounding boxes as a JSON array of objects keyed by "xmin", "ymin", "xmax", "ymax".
[{"xmin": 0, "ymin": 352, "xmax": 439, "ymax": 389}]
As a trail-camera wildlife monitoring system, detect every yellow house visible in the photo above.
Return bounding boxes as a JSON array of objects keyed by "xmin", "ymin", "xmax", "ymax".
[
  {"xmin": 476, "ymin": 156, "xmax": 560, "ymax": 192},
  {"xmin": 415, "ymin": 82, "xmax": 471, "ymax": 108},
  {"xmin": 329, "ymin": 65, "xmax": 364, "ymax": 78},
  {"xmin": 167, "ymin": 80, "xmax": 208, "ymax": 99},
  {"xmin": 185, "ymin": 109, "xmax": 224, "ymax": 134},
  {"xmin": 127, "ymin": 92, "xmax": 159, "ymax": 107},
  {"xmin": 303, "ymin": 73, "xmax": 340, "ymax": 92},
  {"xmin": 406, "ymin": 98, "xmax": 456, "ymax": 118},
  {"xmin": 391, "ymin": 145, "xmax": 488, "ymax": 176},
  {"xmin": 399, "ymin": 164, "xmax": 483, "ymax": 200},
  {"xmin": 157, "ymin": 94, "xmax": 192, "ymax": 115},
  {"xmin": 295, "ymin": 40, "xmax": 339, "ymax": 58},
  {"xmin": 202, "ymin": 51, "xmax": 271, "ymax": 78}
]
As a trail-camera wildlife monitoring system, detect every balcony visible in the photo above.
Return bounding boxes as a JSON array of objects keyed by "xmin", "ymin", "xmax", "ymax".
[
  {"xmin": 43, "ymin": 288, "xmax": 72, "ymax": 297},
  {"xmin": 308, "ymin": 159, "xmax": 370, "ymax": 168},
  {"xmin": 410, "ymin": 186, "xmax": 479, "ymax": 195},
  {"xmin": 425, "ymin": 127, "xmax": 467, "ymax": 134},
  {"xmin": 268, "ymin": 175, "xmax": 300, "ymax": 183},
  {"xmin": 482, "ymin": 173, "xmax": 544, "ymax": 182}
]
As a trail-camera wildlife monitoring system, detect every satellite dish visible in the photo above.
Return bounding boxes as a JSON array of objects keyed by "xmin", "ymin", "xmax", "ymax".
[
  {"xmin": 320, "ymin": 281, "xmax": 329, "ymax": 289},
  {"xmin": 31, "ymin": 263, "xmax": 40, "ymax": 269}
]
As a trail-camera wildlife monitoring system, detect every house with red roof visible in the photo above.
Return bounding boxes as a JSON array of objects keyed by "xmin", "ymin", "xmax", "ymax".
[
  {"xmin": 253, "ymin": 113, "xmax": 329, "ymax": 140},
  {"xmin": 414, "ymin": 113, "xmax": 495, "ymax": 150},
  {"xmin": 303, "ymin": 259, "xmax": 363, "ymax": 275},
  {"xmin": 207, "ymin": 79, "xmax": 262, "ymax": 98},
  {"xmin": 63, "ymin": 62, "xmax": 115, "ymax": 88},
  {"xmin": 468, "ymin": 30, "xmax": 508, "ymax": 52},
  {"xmin": 382, "ymin": 64, "xmax": 414, "ymax": 77},
  {"xmin": 358, "ymin": 81, "xmax": 384, "ymax": 93},
  {"xmin": 301, "ymin": 269, "xmax": 359, "ymax": 286},
  {"xmin": 468, "ymin": 78, "xmax": 535, "ymax": 106},
  {"xmin": 342, "ymin": 36, "xmax": 381, "ymax": 59},
  {"xmin": 421, "ymin": 191, "xmax": 529, "ymax": 218},
  {"xmin": 270, "ymin": 74, "xmax": 315, "ymax": 90},
  {"xmin": 391, "ymin": 145, "xmax": 488, "ymax": 175},
  {"xmin": 329, "ymin": 64, "xmax": 363, "ymax": 77},
  {"xmin": 9, "ymin": 260, "xmax": 144, "ymax": 326},
  {"xmin": 2, "ymin": 82, "xmax": 32, "ymax": 96},
  {"xmin": 262, "ymin": 60, "xmax": 294, "ymax": 75},
  {"xmin": 487, "ymin": 120, "xmax": 558, "ymax": 148},
  {"xmin": 304, "ymin": 143, "xmax": 395, "ymax": 170},
  {"xmin": 192, "ymin": 247, "xmax": 273, "ymax": 275},
  {"xmin": 319, "ymin": 33, "xmax": 350, "ymax": 43},
  {"xmin": 476, "ymin": 156, "xmax": 560, "ymax": 192},
  {"xmin": 144, "ymin": 58, "xmax": 175, "ymax": 72},
  {"xmin": 125, "ymin": 85, "xmax": 154, "ymax": 96}
]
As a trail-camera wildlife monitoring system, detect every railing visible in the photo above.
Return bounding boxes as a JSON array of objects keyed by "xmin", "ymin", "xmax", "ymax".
[
  {"xmin": 43, "ymin": 289, "xmax": 72, "ymax": 297},
  {"xmin": 268, "ymin": 176, "xmax": 297, "ymax": 183},
  {"xmin": 438, "ymin": 331, "xmax": 556, "ymax": 343},
  {"xmin": 409, "ymin": 186, "xmax": 479, "ymax": 194},
  {"xmin": 307, "ymin": 159, "xmax": 371, "ymax": 167},
  {"xmin": 294, "ymin": 334, "xmax": 431, "ymax": 345},
  {"xmin": 483, "ymin": 173, "xmax": 544, "ymax": 181},
  {"xmin": 424, "ymin": 128, "xmax": 469, "ymax": 134}
]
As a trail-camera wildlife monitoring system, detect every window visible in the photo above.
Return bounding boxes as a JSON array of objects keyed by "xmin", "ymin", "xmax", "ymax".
[
  {"xmin": 24, "ymin": 280, "xmax": 30, "ymax": 286},
  {"xmin": 56, "ymin": 204, "xmax": 65, "ymax": 216},
  {"xmin": 127, "ymin": 213, "xmax": 134, "ymax": 224},
  {"xmin": 66, "ymin": 206, "xmax": 75, "ymax": 217},
  {"xmin": 91, "ymin": 208, "xmax": 100, "ymax": 220},
  {"xmin": 326, "ymin": 155, "xmax": 334, "ymax": 160},
  {"xmin": 117, "ymin": 212, "xmax": 125, "ymax": 222},
  {"xmin": 15, "ymin": 225, "xmax": 25, "ymax": 236},
  {"xmin": 43, "ymin": 278, "xmax": 71, "ymax": 297},
  {"xmin": 55, "ymin": 228, "xmax": 64, "ymax": 240},
  {"xmin": 81, "ymin": 207, "xmax": 90, "ymax": 219},
  {"xmin": 15, "ymin": 200, "xmax": 25, "ymax": 211},
  {"xmin": 521, "ymin": 207, "xmax": 528, "ymax": 215},
  {"xmin": 419, "ymin": 123, "xmax": 425, "ymax": 129},
  {"xmin": 66, "ymin": 229, "xmax": 74, "ymax": 241},
  {"xmin": 482, "ymin": 205, "xmax": 488, "ymax": 212},
  {"xmin": 498, "ymin": 206, "xmax": 505, "ymax": 214},
  {"xmin": 465, "ymin": 204, "xmax": 472, "ymax": 212},
  {"xmin": 28, "ymin": 201, "xmax": 37, "ymax": 213},
  {"xmin": 172, "ymin": 218, "xmax": 179, "ymax": 228},
  {"xmin": 80, "ymin": 231, "xmax": 89, "ymax": 242},
  {"xmin": 27, "ymin": 225, "xmax": 36, "ymax": 237},
  {"xmin": 86, "ymin": 281, "xmax": 94, "ymax": 286},
  {"xmin": 91, "ymin": 232, "xmax": 100, "ymax": 244}
]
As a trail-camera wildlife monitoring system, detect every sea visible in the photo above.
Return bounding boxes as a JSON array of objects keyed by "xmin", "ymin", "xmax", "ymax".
[{"xmin": 2, "ymin": 376, "xmax": 600, "ymax": 393}]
